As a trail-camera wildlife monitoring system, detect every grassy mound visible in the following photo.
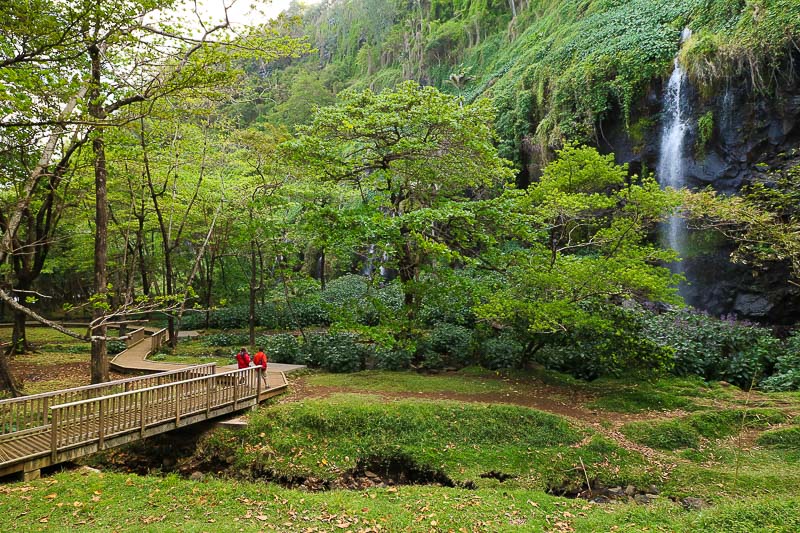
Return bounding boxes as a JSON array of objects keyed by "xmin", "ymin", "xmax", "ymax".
[
  {"xmin": 622, "ymin": 409, "xmax": 787, "ymax": 450},
  {"xmin": 197, "ymin": 395, "xmax": 653, "ymax": 489},
  {"xmin": 758, "ymin": 427, "xmax": 800, "ymax": 450}
]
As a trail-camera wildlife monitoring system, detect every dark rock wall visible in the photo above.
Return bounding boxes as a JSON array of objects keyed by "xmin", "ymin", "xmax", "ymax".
[{"xmin": 595, "ymin": 60, "xmax": 800, "ymax": 323}]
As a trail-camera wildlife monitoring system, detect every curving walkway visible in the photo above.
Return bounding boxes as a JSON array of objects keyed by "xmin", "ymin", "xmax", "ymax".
[{"xmin": 110, "ymin": 327, "xmax": 306, "ymax": 379}]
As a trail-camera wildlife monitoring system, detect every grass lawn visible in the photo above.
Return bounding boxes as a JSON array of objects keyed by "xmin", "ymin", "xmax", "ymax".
[{"xmin": 2, "ymin": 369, "xmax": 800, "ymax": 531}]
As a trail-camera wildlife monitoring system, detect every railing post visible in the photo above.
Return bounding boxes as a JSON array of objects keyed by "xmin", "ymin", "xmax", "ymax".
[
  {"xmin": 98, "ymin": 400, "xmax": 105, "ymax": 449},
  {"xmin": 175, "ymin": 383, "xmax": 181, "ymax": 425},
  {"xmin": 140, "ymin": 390, "xmax": 147, "ymax": 438},
  {"xmin": 50, "ymin": 408, "xmax": 59, "ymax": 461},
  {"xmin": 206, "ymin": 377, "xmax": 211, "ymax": 416},
  {"xmin": 256, "ymin": 368, "xmax": 262, "ymax": 405},
  {"xmin": 233, "ymin": 374, "xmax": 239, "ymax": 410}
]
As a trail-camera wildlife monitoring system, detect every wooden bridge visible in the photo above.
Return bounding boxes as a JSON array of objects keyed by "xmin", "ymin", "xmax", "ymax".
[{"xmin": 0, "ymin": 327, "xmax": 293, "ymax": 481}]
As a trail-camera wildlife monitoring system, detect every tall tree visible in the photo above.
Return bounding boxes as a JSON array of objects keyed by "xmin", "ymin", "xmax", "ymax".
[
  {"xmin": 285, "ymin": 81, "xmax": 515, "ymax": 310},
  {"xmin": 1, "ymin": 0, "xmax": 310, "ymax": 386}
]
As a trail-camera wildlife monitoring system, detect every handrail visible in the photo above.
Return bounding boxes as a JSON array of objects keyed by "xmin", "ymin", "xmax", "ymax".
[
  {"xmin": 48, "ymin": 366, "xmax": 261, "ymax": 457},
  {"xmin": 149, "ymin": 327, "xmax": 167, "ymax": 353},
  {"xmin": 0, "ymin": 363, "xmax": 216, "ymax": 406},
  {"xmin": 49, "ymin": 366, "xmax": 250, "ymax": 409},
  {"xmin": 126, "ymin": 327, "xmax": 147, "ymax": 346},
  {"xmin": 0, "ymin": 364, "xmax": 216, "ymax": 438}
]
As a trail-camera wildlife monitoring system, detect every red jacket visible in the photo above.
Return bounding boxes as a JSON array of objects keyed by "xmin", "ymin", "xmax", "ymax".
[
  {"xmin": 236, "ymin": 351, "xmax": 251, "ymax": 369},
  {"xmin": 253, "ymin": 351, "xmax": 268, "ymax": 370}
]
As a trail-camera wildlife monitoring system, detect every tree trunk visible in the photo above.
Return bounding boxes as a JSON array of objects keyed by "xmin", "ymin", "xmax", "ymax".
[
  {"xmin": 136, "ymin": 216, "xmax": 150, "ymax": 296},
  {"xmin": 318, "ymin": 249, "xmax": 326, "ymax": 291},
  {"xmin": 90, "ymin": 132, "xmax": 109, "ymax": 384},
  {"xmin": 10, "ymin": 307, "xmax": 29, "ymax": 355},
  {"xmin": 398, "ymin": 226, "xmax": 418, "ymax": 310},
  {"xmin": 164, "ymin": 251, "xmax": 176, "ymax": 348},
  {"xmin": 89, "ymin": 43, "xmax": 109, "ymax": 384},
  {"xmin": 0, "ymin": 350, "xmax": 21, "ymax": 396},
  {"xmin": 204, "ymin": 253, "xmax": 215, "ymax": 330},
  {"xmin": 249, "ymin": 239, "xmax": 257, "ymax": 348}
]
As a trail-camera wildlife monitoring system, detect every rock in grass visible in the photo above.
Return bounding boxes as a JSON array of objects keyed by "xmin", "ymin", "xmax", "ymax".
[{"xmin": 681, "ymin": 497, "xmax": 708, "ymax": 511}]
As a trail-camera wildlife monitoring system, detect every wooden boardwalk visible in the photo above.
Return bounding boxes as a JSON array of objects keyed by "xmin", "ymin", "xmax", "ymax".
[{"xmin": 0, "ymin": 327, "xmax": 297, "ymax": 480}]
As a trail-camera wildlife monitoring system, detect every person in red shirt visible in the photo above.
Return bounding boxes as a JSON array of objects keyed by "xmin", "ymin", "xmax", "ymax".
[
  {"xmin": 253, "ymin": 347, "xmax": 268, "ymax": 388},
  {"xmin": 235, "ymin": 348, "xmax": 251, "ymax": 369}
]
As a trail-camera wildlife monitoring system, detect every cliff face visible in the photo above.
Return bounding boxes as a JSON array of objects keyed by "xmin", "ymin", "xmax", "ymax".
[{"xmin": 595, "ymin": 52, "xmax": 800, "ymax": 322}]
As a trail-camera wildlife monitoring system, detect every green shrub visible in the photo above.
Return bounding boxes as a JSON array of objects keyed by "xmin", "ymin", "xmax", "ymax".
[
  {"xmin": 480, "ymin": 334, "xmax": 523, "ymax": 370},
  {"xmin": 305, "ymin": 332, "xmax": 370, "ymax": 373},
  {"xmin": 422, "ymin": 323, "xmax": 473, "ymax": 369},
  {"xmin": 416, "ymin": 271, "xmax": 478, "ymax": 327},
  {"xmin": 536, "ymin": 304, "xmax": 673, "ymax": 380},
  {"xmin": 107, "ymin": 340, "xmax": 127, "ymax": 355},
  {"xmin": 284, "ymin": 295, "xmax": 331, "ymax": 328},
  {"xmin": 322, "ymin": 274, "xmax": 402, "ymax": 326},
  {"xmin": 258, "ymin": 334, "xmax": 303, "ymax": 365},
  {"xmin": 178, "ymin": 312, "xmax": 204, "ymax": 330},
  {"xmin": 209, "ymin": 306, "xmax": 250, "ymax": 330},
  {"xmin": 760, "ymin": 332, "xmax": 800, "ymax": 392},
  {"xmin": 642, "ymin": 310, "xmax": 779, "ymax": 389},
  {"xmin": 696, "ymin": 110, "xmax": 714, "ymax": 154},
  {"xmin": 374, "ymin": 346, "xmax": 413, "ymax": 370},
  {"xmin": 203, "ymin": 332, "xmax": 248, "ymax": 347},
  {"xmin": 255, "ymin": 303, "xmax": 286, "ymax": 330}
]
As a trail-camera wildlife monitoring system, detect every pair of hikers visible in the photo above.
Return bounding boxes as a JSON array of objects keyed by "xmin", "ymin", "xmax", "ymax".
[{"xmin": 236, "ymin": 347, "xmax": 268, "ymax": 388}]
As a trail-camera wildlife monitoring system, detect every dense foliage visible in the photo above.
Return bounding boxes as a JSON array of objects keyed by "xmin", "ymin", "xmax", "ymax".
[
  {"xmin": 258, "ymin": 0, "xmax": 800, "ymax": 163},
  {"xmin": 2, "ymin": 1, "xmax": 799, "ymax": 394}
]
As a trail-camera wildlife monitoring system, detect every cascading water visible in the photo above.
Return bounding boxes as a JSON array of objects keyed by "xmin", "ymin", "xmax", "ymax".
[{"xmin": 658, "ymin": 28, "xmax": 693, "ymax": 283}]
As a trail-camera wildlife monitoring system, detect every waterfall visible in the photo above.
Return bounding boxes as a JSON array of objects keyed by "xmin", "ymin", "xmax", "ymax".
[
  {"xmin": 658, "ymin": 28, "xmax": 693, "ymax": 278},
  {"xmin": 362, "ymin": 244, "xmax": 376, "ymax": 276}
]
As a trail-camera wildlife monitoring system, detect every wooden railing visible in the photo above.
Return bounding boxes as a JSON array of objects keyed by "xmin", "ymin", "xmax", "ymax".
[
  {"xmin": 126, "ymin": 327, "xmax": 147, "ymax": 346},
  {"xmin": 0, "ymin": 364, "xmax": 217, "ymax": 438},
  {"xmin": 49, "ymin": 366, "xmax": 261, "ymax": 457},
  {"xmin": 149, "ymin": 327, "xmax": 167, "ymax": 353}
]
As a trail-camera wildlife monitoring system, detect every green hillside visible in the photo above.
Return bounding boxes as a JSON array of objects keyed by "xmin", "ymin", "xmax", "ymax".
[{"xmin": 261, "ymin": 0, "xmax": 799, "ymax": 163}]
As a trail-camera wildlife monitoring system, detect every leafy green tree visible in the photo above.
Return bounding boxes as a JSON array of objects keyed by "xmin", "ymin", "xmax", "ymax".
[
  {"xmin": 473, "ymin": 145, "xmax": 681, "ymax": 368},
  {"xmin": 1, "ymin": 0, "xmax": 310, "ymax": 386},
  {"xmin": 285, "ymin": 81, "xmax": 515, "ymax": 309}
]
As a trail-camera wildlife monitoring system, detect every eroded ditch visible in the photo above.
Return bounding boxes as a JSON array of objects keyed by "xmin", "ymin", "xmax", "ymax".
[{"xmin": 84, "ymin": 429, "xmax": 473, "ymax": 491}]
